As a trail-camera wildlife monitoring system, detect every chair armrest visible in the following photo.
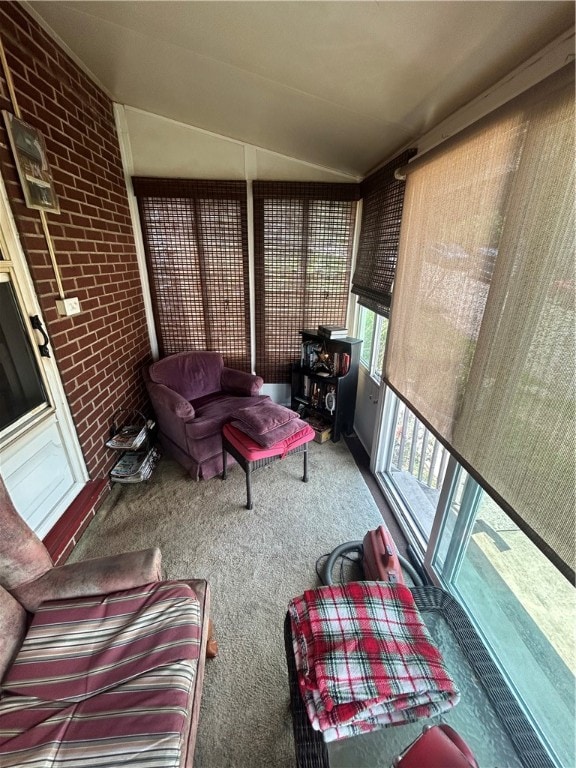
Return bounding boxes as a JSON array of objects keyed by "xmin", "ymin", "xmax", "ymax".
[
  {"xmin": 12, "ymin": 547, "xmax": 162, "ymax": 612},
  {"xmin": 221, "ymin": 367, "xmax": 263, "ymax": 396},
  {"xmin": 148, "ymin": 382, "xmax": 195, "ymax": 420}
]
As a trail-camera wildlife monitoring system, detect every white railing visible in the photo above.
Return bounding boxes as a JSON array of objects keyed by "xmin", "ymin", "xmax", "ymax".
[{"xmin": 390, "ymin": 397, "xmax": 448, "ymax": 491}]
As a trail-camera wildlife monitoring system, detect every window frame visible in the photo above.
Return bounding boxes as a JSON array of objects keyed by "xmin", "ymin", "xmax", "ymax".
[{"xmin": 356, "ymin": 303, "xmax": 388, "ymax": 384}]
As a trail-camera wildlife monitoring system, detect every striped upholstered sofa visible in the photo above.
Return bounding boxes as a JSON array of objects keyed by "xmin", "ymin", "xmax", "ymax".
[{"xmin": 0, "ymin": 478, "xmax": 213, "ymax": 767}]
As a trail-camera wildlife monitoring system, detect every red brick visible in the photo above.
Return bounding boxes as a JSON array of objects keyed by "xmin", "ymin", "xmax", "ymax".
[{"xmin": 1, "ymin": 4, "xmax": 150, "ymax": 481}]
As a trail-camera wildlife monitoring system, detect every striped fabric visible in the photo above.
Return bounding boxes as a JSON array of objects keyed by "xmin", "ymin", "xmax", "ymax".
[
  {"xmin": 289, "ymin": 581, "xmax": 460, "ymax": 742},
  {"xmin": 0, "ymin": 582, "xmax": 202, "ymax": 768}
]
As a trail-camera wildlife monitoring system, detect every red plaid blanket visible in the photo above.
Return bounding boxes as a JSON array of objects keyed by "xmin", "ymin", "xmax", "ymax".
[{"xmin": 289, "ymin": 581, "xmax": 460, "ymax": 742}]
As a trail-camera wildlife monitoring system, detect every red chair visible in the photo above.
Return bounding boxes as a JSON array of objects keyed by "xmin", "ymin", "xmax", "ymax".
[{"xmin": 394, "ymin": 724, "xmax": 479, "ymax": 768}]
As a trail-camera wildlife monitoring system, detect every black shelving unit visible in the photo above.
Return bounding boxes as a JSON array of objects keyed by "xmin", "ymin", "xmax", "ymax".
[{"xmin": 291, "ymin": 330, "xmax": 362, "ymax": 442}]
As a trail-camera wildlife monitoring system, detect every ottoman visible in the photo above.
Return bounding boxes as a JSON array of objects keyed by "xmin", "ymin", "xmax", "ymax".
[{"xmin": 221, "ymin": 421, "xmax": 315, "ymax": 509}]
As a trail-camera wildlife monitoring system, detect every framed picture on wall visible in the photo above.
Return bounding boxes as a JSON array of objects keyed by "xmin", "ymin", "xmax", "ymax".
[{"xmin": 2, "ymin": 111, "xmax": 59, "ymax": 213}]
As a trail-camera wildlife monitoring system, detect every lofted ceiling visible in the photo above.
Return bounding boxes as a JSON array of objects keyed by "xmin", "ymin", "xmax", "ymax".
[{"xmin": 27, "ymin": 1, "xmax": 575, "ymax": 177}]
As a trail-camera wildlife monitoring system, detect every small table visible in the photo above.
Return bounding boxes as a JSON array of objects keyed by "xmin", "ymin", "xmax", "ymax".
[
  {"xmin": 284, "ymin": 585, "xmax": 553, "ymax": 768},
  {"xmin": 221, "ymin": 422, "xmax": 315, "ymax": 510}
]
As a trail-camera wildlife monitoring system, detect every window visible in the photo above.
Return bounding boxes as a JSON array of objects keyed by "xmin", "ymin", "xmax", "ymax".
[
  {"xmin": 253, "ymin": 182, "xmax": 359, "ymax": 383},
  {"xmin": 0, "ymin": 274, "xmax": 48, "ymax": 432},
  {"xmin": 377, "ymin": 389, "xmax": 448, "ymax": 549},
  {"xmin": 370, "ymin": 61, "xmax": 574, "ymax": 768},
  {"xmin": 432, "ymin": 469, "xmax": 575, "ymax": 768},
  {"xmin": 356, "ymin": 305, "xmax": 388, "ymax": 383},
  {"xmin": 133, "ymin": 178, "xmax": 251, "ymax": 370},
  {"xmin": 375, "ymin": 389, "xmax": 574, "ymax": 767},
  {"xmin": 352, "ymin": 149, "xmax": 416, "ymax": 317}
]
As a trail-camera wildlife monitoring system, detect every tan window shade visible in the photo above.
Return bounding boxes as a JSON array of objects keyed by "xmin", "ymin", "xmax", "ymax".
[
  {"xmin": 352, "ymin": 149, "xmax": 416, "ymax": 318},
  {"xmin": 253, "ymin": 182, "xmax": 359, "ymax": 383},
  {"xmin": 133, "ymin": 178, "xmax": 250, "ymax": 371},
  {"xmin": 385, "ymin": 64, "xmax": 575, "ymax": 579}
]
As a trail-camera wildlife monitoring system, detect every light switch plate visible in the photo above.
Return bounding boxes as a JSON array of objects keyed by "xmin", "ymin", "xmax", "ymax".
[{"xmin": 56, "ymin": 296, "xmax": 81, "ymax": 316}]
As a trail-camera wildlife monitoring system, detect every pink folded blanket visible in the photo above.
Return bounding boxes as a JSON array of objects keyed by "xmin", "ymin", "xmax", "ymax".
[{"xmin": 289, "ymin": 581, "xmax": 460, "ymax": 742}]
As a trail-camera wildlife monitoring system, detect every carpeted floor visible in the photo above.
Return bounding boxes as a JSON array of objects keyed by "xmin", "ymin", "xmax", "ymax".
[{"xmin": 69, "ymin": 439, "xmax": 388, "ymax": 768}]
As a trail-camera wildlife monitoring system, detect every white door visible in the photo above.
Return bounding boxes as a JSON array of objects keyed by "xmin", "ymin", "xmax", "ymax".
[{"xmin": 0, "ymin": 176, "xmax": 87, "ymax": 537}]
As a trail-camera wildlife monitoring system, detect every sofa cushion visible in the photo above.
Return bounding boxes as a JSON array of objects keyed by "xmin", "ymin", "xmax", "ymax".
[
  {"xmin": 3, "ymin": 582, "xmax": 200, "ymax": 702},
  {"xmin": 0, "ymin": 660, "xmax": 197, "ymax": 768},
  {"xmin": 149, "ymin": 351, "xmax": 224, "ymax": 401}
]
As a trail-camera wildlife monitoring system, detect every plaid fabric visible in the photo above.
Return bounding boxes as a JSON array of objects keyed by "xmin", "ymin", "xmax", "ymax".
[{"xmin": 288, "ymin": 581, "xmax": 460, "ymax": 742}]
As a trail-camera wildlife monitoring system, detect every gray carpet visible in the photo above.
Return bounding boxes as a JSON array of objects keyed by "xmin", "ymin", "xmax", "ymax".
[{"xmin": 69, "ymin": 440, "xmax": 385, "ymax": 768}]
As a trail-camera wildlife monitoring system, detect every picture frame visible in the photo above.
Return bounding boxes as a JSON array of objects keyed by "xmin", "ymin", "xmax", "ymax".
[{"xmin": 2, "ymin": 110, "xmax": 59, "ymax": 213}]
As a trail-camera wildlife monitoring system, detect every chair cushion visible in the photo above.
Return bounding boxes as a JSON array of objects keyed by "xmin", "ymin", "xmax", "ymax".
[
  {"xmin": 185, "ymin": 395, "xmax": 271, "ymax": 441},
  {"xmin": 3, "ymin": 581, "xmax": 200, "ymax": 702},
  {"xmin": 233, "ymin": 402, "xmax": 298, "ymax": 435},
  {"xmin": 230, "ymin": 415, "xmax": 311, "ymax": 449},
  {"xmin": 0, "ymin": 660, "xmax": 197, "ymax": 768},
  {"xmin": 0, "ymin": 580, "xmax": 208, "ymax": 768},
  {"xmin": 223, "ymin": 421, "xmax": 315, "ymax": 458}
]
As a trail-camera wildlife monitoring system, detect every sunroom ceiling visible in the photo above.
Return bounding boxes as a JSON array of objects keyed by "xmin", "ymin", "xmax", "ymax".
[{"xmin": 27, "ymin": 1, "xmax": 574, "ymax": 177}]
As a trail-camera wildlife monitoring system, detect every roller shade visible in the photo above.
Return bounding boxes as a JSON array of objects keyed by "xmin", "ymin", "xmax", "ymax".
[{"xmin": 385, "ymin": 64, "xmax": 575, "ymax": 580}]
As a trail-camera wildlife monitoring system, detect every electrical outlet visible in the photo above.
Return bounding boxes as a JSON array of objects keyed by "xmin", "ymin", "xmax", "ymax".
[{"xmin": 56, "ymin": 296, "xmax": 81, "ymax": 316}]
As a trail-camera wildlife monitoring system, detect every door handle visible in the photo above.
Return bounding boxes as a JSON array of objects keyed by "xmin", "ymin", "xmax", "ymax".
[{"xmin": 30, "ymin": 315, "xmax": 51, "ymax": 357}]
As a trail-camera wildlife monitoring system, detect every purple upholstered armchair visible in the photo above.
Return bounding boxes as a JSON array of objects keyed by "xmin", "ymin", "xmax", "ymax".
[{"xmin": 144, "ymin": 351, "xmax": 269, "ymax": 480}]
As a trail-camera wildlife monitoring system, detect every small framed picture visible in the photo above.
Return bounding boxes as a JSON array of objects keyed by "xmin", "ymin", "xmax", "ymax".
[{"xmin": 2, "ymin": 111, "xmax": 59, "ymax": 213}]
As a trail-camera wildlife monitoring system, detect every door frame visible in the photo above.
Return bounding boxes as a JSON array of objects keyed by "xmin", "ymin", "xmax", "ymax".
[{"xmin": 0, "ymin": 171, "xmax": 88, "ymax": 490}]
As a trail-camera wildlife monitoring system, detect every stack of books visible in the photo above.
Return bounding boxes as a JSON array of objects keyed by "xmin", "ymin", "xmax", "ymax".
[{"xmin": 318, "ymin": 324, "xmax": 348, "ymax": 339}]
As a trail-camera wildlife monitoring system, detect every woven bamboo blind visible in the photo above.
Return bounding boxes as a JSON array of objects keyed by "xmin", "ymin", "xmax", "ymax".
[
  {"xmin": 385, "ymin": 64, "xmax": 575, "ymax": 580},
  {"xmin": 253, "ymin": 182, "xmax": 360, "ymax": 382},
  {"xmin": 352, "ymin": 148, "xmax": 417, "ymax": 317},
  {"xmin": 132, "ymin": 178, "xmax": 250, "ymax": 371}
]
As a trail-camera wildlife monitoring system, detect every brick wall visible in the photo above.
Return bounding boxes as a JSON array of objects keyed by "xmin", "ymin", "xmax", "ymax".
[{"xmin": 0, "ymin": 3, "xmax": 151, "ymax": 478}]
